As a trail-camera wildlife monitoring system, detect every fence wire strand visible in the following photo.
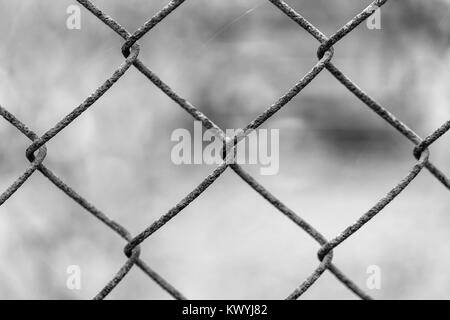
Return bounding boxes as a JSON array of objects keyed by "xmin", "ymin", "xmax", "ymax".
[{"xmin": 0, "ymin": 0, "xmax": 449, "ymax": 300}]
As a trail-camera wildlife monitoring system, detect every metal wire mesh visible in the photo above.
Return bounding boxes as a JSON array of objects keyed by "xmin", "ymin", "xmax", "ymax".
[{"xmin": 0, "ymin": 0, "xmax": 449, "ymax": 300}]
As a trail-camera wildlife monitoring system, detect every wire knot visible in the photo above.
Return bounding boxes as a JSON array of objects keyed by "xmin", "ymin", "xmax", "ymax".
[{"xmin": 317, "ymin": 42, "xmax": 334, "ymax": 60}]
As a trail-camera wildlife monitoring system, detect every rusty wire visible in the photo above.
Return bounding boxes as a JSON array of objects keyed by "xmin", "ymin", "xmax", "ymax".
[{"xmin": 0, "ymin": 0, "xmax": 449, "ymax": 300}]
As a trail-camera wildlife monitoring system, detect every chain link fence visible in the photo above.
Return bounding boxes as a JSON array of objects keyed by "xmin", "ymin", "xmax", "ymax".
[{"xmin": 0, "ymin": 0, "xmax": 449, "ymax": 300}]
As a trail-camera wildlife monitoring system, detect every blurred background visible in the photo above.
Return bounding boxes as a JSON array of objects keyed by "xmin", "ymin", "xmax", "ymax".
[{"xmin": 0, "ymin": 0, "xmax": 449, "ymax": 299}]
